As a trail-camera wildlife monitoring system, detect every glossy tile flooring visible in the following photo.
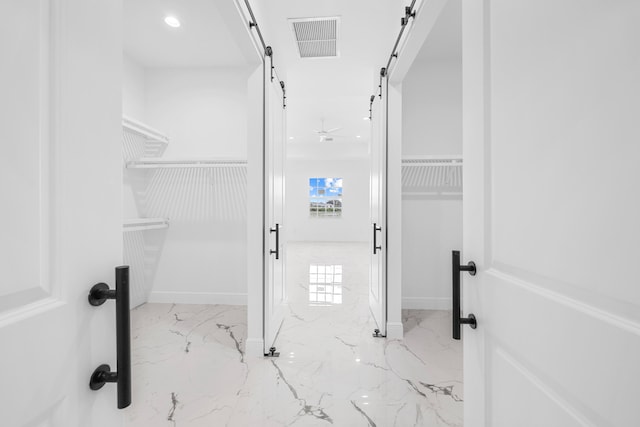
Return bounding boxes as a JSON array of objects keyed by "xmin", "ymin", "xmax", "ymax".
[{"xmin": 125, "ymin": 243, "xmax": 462, "ymax": 426}]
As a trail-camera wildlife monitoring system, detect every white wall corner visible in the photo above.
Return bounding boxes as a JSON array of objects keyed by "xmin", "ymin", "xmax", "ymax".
[
  {"xmin": 245, "ymin": 338, "xmax": 265, "ymax": 358},
  {"xmin": 386, "ymin": 322, "xmax": 404, "ymax": 339}
]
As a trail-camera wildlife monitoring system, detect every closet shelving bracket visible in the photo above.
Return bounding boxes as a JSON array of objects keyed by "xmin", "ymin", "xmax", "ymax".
[{"xmin": 122, "ymin": 116, "xmax": 170, "ymax": 145}]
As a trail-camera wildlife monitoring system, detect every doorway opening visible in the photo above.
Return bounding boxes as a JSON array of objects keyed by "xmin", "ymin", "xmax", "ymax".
[
  {"xmin": 399, "ymin": 0, "xmax": 464, "ymax": 420},
  {"xmin": 121, "ymin": 1, "xmax": 259, "ymax": 423}
]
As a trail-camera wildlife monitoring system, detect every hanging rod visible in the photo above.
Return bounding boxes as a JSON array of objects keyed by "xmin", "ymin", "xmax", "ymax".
[
  {"xmin": 126, "ymin": 159, "xmax": 248, "ymax": 169},
  {"xmin": 402, "ymin": 155, "xmax": 463, "ymax": 166}
]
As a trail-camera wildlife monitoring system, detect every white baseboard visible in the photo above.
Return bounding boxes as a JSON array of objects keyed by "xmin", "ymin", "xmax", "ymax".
[
  {"xmin": 148, "ymin": 291, "xmax": 247, "ymax": 306},
  {"xmin": 245, "ymin": 338, "xmax": 264, "ymax": 358},
  {"xmin": 386, "ymin": 322, "xmax": 404, "ymax": 339},
  {"xmin": 402, "ymin": 297, "xmax": 451, "ymax": 310}
]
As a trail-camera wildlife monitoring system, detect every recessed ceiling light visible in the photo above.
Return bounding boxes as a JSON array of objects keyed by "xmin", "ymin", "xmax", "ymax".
[
  {"xmin": 289, "ymin": 137, "xmax": 294, "ymax": 140},
  {"xmin": 356, "ymin": 135, "xmax": 361, "ymax": 138},
  {"xmin": 363, "ymin": 117, "xmax": 369, "ymax": 120},
  {"xmin": 164, "ymin": 16, "xmax": 181, "ymax": 28}
]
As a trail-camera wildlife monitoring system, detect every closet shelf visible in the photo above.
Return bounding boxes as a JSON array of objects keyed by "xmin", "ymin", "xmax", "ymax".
[
  {"xmin": 402, "ymin": 155, "xmax": 463, "ymax": 196},
  {"xmin": 122, "ymin": 116, "xmax": 170, "ymax": 144},
  {"xmin": 126, "ymin": 159, "xmax": 248, "ymax": 169},
  {"xmin": 402, "ymin": 155, "xmax": 463, "ymax": 166},
  {"xmin": 123, "ymin": 218, "xmax": 170, "ymax": 232}
]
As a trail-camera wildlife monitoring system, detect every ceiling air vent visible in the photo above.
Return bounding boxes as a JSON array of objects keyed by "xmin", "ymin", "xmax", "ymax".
[{"xmin": 289, "ymin": 17, "xmax": 340, "ymax": 59}]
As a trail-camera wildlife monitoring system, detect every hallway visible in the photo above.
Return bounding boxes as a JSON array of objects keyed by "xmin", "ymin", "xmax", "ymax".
[{"xmin": 126, "ymin": 243, "xmax": 462, "ymax": 426}]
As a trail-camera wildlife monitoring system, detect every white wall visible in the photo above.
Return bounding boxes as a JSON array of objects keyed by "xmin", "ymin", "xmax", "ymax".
[
  {"xmin": 122, "ymin": 54, "xmax": 146, "ymax": 120},
  {"xmin": 122, "ymin": 54, "xmax": 147, "ymax": 221},
  {"xmin": 402, "ymin": 61, "xmax": 462, "ymax": 156},
  {"xmin": 402, "ymin": 198, "xmax": 462, "ymax": 308},
  {"xmin": 286, "ymin": 145, "xmax": 370, "ymax": 243},
  {"xmin": 402, "ymin": 59, "xmax": 462, "ymax": 309},
  {"xmin": 145, "ymin": 67, "xmax": 249, "ymax": 159},
  {"xmin": 121, "ymin": 64, "xmax": 250, "ymax": 305}
]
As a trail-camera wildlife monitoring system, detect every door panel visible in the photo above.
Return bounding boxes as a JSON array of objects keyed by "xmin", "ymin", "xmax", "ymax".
[
  {"xmin": 0, "ymin": 0, "xmax": 52, "ymax": 310},
  {"xmin": 369, "ymin": 81, "xmax": 386, "ymax": 335},
  {"xmin": 263, "ymin": 73, "xmax": 286, "ymax": 354},
  {"xmin": 0, "ymin": 0, "xmax": 122, "ymax": 425},
  {"xmin": 463, "ymin": 1, "xmax": 640, "ymax": 426}
]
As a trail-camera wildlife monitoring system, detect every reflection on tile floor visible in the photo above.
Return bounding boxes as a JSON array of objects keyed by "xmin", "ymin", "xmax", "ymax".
[{"xmin": 125, "ymin": 242, "xmax": 462, "ymax": 426}]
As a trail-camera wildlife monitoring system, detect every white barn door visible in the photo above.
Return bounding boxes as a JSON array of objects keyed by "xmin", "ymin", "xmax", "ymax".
[
  {"xmin": 263, "ymin": 65, "xmax": 286, "ymax": 355},
  {"xmin": 369, "ymin": 79, "xmax": 387, "ymax": 337},
  {"xmin": 0, "ymin": 0, "xmax": 122, "ymax": 426},
  {"xmin": 463, "ymin": 1, "xmax": 640, "ymax": 425}
]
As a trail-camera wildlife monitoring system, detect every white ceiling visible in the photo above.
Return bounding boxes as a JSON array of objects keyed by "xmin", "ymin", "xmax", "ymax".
[
  {"xmin": 263, "ymin": 0, "xmax": 402, "ymax": 144},
  {"xmin": 123, "ymin": 0, "xmax": 247, "ymax": 68},
  {"xmin": 122, "ymin": 0, "xmax": 461, "ymax": 147}
]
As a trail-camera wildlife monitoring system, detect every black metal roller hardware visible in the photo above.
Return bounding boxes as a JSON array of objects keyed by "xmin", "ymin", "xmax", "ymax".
[
  {"xmin": 265, "ymin": 346, "xmax": 280, "ymax": 357},
  {"xmin": 372, "ymin": 328, "xmax": 385, "ymax": 338},
  {"xmin": 88, "ymin": 266, "xmax": 132, "ymax": 409},
  {"xmin": 452, "ymin": 251, "xmax": 477, "ymax": 340}
]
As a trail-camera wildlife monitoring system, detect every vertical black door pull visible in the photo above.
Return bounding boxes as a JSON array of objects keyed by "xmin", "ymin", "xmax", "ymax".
[
  {"xmin": 452, "ymin": 251, "xmax": 477, "ymax": 340},
  {"xmin": 270, "ymin": 224, "xmax": 280, "ymax": 259},
  {"xmin": 88, "ymin": 266, "xmax": 132, "ymax": 409},
  {"xmin": 373, "ymin": 223, "xmax": 382, "ymax": 254}
]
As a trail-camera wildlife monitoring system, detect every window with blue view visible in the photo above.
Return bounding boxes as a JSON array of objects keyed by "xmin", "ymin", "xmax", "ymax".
[{"xmin": 309, "ymin": 177, "xmax": 343, "ymax": 217}]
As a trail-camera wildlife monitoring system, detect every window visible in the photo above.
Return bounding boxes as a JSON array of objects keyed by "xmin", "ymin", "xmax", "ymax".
[{"xmin": 309, "ymin": 177, "xmax": 343, "ymax": 217}]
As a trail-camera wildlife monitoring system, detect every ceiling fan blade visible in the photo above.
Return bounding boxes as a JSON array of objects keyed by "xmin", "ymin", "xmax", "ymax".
[{"xmin": 326, "ymin": 127, "xmax": 342, "ymax": 133}]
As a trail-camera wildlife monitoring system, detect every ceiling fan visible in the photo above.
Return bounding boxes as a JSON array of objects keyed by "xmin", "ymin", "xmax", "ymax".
[{"xmin": 313, "ymin": 118, "xmax": 344, "ymax": 142}]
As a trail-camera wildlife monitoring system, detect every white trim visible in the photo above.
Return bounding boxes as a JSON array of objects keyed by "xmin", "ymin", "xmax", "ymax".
[
  {"xmin": 245, "ymin": 338, "xmax": 265, "ymax": 358},
  {"xmin": 402, "ymin": 296, "xmax": 451, "ymax": 310},
  {"xmin": 386, "ymin": 322, "xmax": 404, "ymax": 339},
  {"xmin": 487, "ymin": 268, "xmax": 640, "ymax": 336},
  {"xmin": 148, "ymin": 291, "xmax": 247, "ymax": 306}
]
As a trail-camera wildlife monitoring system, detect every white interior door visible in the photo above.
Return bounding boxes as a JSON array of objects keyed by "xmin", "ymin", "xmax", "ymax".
[
  {"xmin": 463, "ymin": 1, "xmax": 640, "ymax": 425},
  {"xmin": 369, "ymin": 81, "xmax": 387, "ymax": 336},
  {"xmin": 0, "ymin": 1, "xmax": 122, "ymax": 426},
  {"xmin": 263, "ymin": 70, "xmax": 286, "ymax": 355}
]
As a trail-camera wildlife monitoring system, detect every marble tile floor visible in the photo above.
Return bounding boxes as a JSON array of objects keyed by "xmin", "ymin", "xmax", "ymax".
[{"xmin": 125, "ymin": 243, "xmax": 462, "ymax": 426}]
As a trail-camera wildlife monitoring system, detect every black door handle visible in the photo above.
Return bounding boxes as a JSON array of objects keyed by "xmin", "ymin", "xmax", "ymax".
[
  {"xmin": 452, "ymin": 251, "xmax": 477, "ymax": 340},
  {"xmin": 270, "ymin": 223, "xmax": 280, "ymax": 260},
  {"xmin": 88, "ymin": 266, "xmax": 132, "ymax": 409},
  {"xmin": 373, "ymin": 223, "xmax": 382, "ymax": 254}
]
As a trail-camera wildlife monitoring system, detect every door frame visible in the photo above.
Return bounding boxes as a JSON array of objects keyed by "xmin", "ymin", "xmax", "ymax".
[{"xmin": 384, "ymin": 0, "xmax": 452, "ymax": 339}]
